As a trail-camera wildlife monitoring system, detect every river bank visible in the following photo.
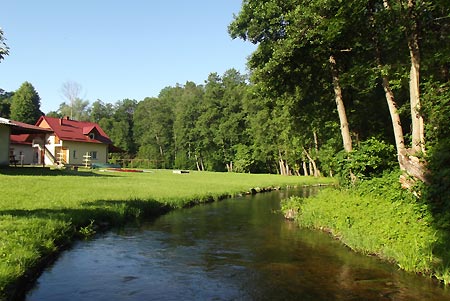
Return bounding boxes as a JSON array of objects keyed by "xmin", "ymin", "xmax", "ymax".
[
  {"xmin": 0, "ymin": 168, "xmax": 334, "ymax": 300},
  {"xmin": 281, "ymin": 171, "xmax": 450, "ymax": 285},
  {"xmin": 27, "ymin": 188, "xmax": 450, "ymax": 301}
]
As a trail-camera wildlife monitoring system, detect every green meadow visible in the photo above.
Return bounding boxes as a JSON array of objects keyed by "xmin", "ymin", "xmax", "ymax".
[{"xmin": 0, "ymin": 167, "xmax": 333, "ymax": 299}]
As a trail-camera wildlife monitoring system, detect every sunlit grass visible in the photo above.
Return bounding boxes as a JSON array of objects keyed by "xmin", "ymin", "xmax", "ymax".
[
  {"xmin": 0, "ymin": 167, "xmax": 335, "ymax": 299},
  {"xmin": 281, "ymin": 172, "xmax": 449, "ymax": 284}
]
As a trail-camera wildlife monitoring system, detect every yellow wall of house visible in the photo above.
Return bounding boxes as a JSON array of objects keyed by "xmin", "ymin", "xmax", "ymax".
[
  {"xmin": 0, "ymin": 125, "xmax": 10, "ymax": 166},
  {"xmin": 62, "ymin": 141, "xmax": 109, "ymax": 165}
]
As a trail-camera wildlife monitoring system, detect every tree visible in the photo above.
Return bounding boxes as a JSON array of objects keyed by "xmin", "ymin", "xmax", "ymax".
[
  {"xmin": 229, "ymin": 0, "xmax": 362, "ymax": 154},
  {"xmin": 0, "ymin": 28, "xmax": 9, "ymax": 62},
  {"xmin": 134, "ymin": 97, "xmax": 173, "ymax": 167},
  {"xmin": 216, "ymin": 69, "xmax": 249, "ymax": 171},
  {"xmin": 10, "ymin": 82, "xmax": 42, "ymax": 124},
  {"xmin": 0, "ymin": 89, "xmax": 13, "ymax": 118},
  {"xmin": 60, "ymin": 81, "xmax": 83, "ymax": 120},
  {"xmin": 90, "ymin": 99, "xmax": 113, "ymax": 123},
  {"xmin": 112, "ymin": 99, "xmax": 137, "ymax": 154},
  {"xmin": 57, "ymin": 98, "xmax": 90, "ymax": 121},
  {"xmin": 172, "ymin": 82, "xmax": 205, "ymax": 170}
]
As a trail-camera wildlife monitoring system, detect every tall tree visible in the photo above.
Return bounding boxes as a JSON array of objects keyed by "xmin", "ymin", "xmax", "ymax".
[
  {"xmin": 60, "ymin": 81, "xmax": 83, "ymax": 120},
  {"xmin": 134, "ymin": 97, "xmax": 174, "ymax": 166},
  {"xmin": 10, "ymin": 82, "xmax": 42, "ymax": 124},
  {"xmin": 172, "ymin": 82, "xmax": 205, "ymax": 170},
  {"xmin": 0, "ymin": 89, "xmax": 13, "ymax": 118},
  {"xmin": 229, "ymin": 0, "xmax": 362, "ymax": 154},
  {"xmin": 98, "ymin": 99, "xmax": 137, "ymax": 154},
  {"xmin": 90, "ymin": 99, "xmax": 113, "ymax": 123},
  {"xmin": 57, "ymin": 98, "xmax": 90, "ymax": 121},
  {"xmin": 216, "ymin": 69, "xmax": 249, "ymax": 171}
]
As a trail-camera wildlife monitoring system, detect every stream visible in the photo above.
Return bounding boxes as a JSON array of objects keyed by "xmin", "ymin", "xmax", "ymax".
[{"xmin": 27, "ymin": 188, "xmax": 450, "ymax": 300}]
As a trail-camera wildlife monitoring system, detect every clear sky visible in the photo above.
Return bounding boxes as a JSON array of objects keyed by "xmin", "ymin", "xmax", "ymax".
[{"xmin": 0, "ymin": 1, "xmax": 255, "ymax": 114}]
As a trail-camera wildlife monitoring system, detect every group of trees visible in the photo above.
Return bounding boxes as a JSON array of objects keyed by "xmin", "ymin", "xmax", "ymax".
[
  {"xmin": 229, "ymin": 0, "xmax": 450, "ymax": 182},
  {"xmin": 1, "ymin": 1, "xmax": 449, "ymax": 187},
  {"xmin": 1, "ymin": 82, "xmax": 42, "ymax": 124}
]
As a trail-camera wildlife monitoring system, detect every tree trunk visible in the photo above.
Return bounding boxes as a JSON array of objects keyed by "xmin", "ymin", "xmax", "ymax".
[
  {"xmin": 379, "ymin": 68, "xmax": 426, "ymax": 181},
  {"xmin": 375, "ymin": 49, "xmax": 407, "ymax": 165},
  {"xmin": 155, "ymin": 134, "xmax": 164, "ymax": 158},
  {"xmin": 279, "ymin": 150, "xmax": 289, "ymax": 175},
  {"xmin": 195, "ymin": 154, "xmax": 204, "ymax": 171},
  {"xmin": 279, "ymin": 159, "xmax": 286, "ymax": 175},
  {"xmin": 200, "ymin": 157, "xmax": 205, "ymax": 171},
  {"xmin": 195, "ymin": 156, "xmax": 201, "ymax": 171},
  {"xmin": 329, "ymin": 55, "xmax": 352, "ymax": 152},
  {"xmin": 313, "ymin": 131, "xmax": 319, "ymax": 154},
  {"xmin": 226, "ymin": 161, "xmax": 233, "ymax": 172},
  {"xmin": 370, "ymin": 1, "xmax": 427, "ymax": 183},
  {"xmin": 302, "ymin": 161, "xmax": 309, "ymax": 176},
  {"xmin": 303, "ymin": 147, "xmax": 321, "ymax": 178},
  {"xmin": 407, "ymin": 0, "xmax": 425, "ymax": 154}
]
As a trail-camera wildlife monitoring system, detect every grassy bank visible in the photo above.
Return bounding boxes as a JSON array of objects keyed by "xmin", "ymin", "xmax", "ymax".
[
  {"xmin": 282, "ymin": 172, "xmax": 450, "ymax": 284},
  {"xmin": 0, "ymin": 167, "xmax": 334, "ymax": 300}
]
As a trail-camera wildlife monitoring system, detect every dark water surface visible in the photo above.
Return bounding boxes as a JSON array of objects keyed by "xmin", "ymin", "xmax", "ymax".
[{"xmin": 27, "ymin": 188, "xmax": 450, "ymax": 300}]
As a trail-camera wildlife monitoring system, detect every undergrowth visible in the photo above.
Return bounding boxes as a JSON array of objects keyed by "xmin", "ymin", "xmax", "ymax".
[{"xmin": 282, "ymin": 170, "xmax": 450, "ymax": 283}]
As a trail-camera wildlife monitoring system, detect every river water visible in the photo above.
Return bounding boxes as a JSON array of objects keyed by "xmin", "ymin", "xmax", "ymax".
[{"xmin": 27, "ymin": 188, "xmax": 450, "ymax": 300}]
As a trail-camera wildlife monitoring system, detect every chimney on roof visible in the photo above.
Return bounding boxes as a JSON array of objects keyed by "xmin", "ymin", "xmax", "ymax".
[{"xmin": 60, "ymin": 116, "xmax": 70, "ymax": 125}]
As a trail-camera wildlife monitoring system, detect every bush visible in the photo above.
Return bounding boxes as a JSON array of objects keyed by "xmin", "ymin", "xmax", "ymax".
[
  {"xmin": 281, "ymin": 171, "xmax": 450, "ymax": 282},
  {"xmin": 336, "ymin": 137, "xmax": 397, "ymax": 186},
  {"xmin": 283, "ymin": 171, "xmax": 438, "ymax": 273}
]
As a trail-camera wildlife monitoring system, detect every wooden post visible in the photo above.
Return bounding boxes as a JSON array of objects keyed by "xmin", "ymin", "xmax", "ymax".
[{"xmin": 83, "ymin": 152, "xmax": 91, "ymax": 168}]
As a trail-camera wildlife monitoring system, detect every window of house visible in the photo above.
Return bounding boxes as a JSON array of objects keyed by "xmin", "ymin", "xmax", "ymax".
[
  {"xmin": 89, "ymin": 133, "xmax": 95, "ymax": 140},
  {"xmin": 73, "ymin": 150, "xmax": 77, "ymax": 159},
  {"xmin": 91, "ymin": 151, "xmax": 97, "ymax": 160}
]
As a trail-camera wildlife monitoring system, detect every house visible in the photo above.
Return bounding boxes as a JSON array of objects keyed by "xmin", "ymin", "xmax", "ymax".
[
  {"xmin": 10, "ymin": 134, "xmax": 39, "ymax": 165},
  {"xmin": 35, "ymin": 116, "xmax": 114, "ymax": 166},
  {"xmin": 0, "ymin": 117, "xmax": 53, "ymax": 167}
]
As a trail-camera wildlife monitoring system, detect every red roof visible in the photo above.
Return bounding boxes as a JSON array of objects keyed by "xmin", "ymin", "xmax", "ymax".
[
  {"xmin": 36, "ymin": 116, "xmax": 113, "ymax": 145},
  {"xmin": 0, "ymin": 117, "xmax": 53, "ymax": 135},
  {"xmin": 10, "ymin": 134, "xmax": 33, "ymax": 145}
]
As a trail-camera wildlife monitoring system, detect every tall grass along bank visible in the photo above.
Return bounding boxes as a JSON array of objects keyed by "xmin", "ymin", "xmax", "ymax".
[
  {"xmin": 0, "ymin": 168, "xmax": 334, "ymax": 300},
  {"xmin": 282, "ymin": 172, "xmax": 450, "ymax": 284}
]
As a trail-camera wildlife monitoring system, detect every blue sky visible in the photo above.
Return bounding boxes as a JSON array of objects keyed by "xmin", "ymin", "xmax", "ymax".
[{"xmin": 0, "ymin": 1, "xmax": 255, "ymax": 113}]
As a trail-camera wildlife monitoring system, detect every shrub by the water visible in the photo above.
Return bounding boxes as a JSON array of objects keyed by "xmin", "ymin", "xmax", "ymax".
[{"xmin": 282, "ymin": 171, "xmax": 450, "ymax": 282}]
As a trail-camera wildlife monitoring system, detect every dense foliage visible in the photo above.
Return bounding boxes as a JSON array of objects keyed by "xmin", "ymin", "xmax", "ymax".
[
  {"xmin": 0, "ymin": 28, "xmax": 8, "ymax": 62},
  {"xmin": 0, "ymin": 0, "xmax": 447, "ymax": 189},
  {"xmin": 9, "ymin": 82, "xmax": 42, "ymax": 124}
]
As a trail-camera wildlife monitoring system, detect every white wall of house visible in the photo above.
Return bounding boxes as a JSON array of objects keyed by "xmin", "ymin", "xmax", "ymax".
[
  {"xmin": 0, "ymin": 124, "xmax": 10, "ymax": 166},
  {"xmin": 42, "ymin": 134, "xmax": 59, "ymax": 166},
  {"xmin": 10, "ymin": 144, "xmax": 37, "ymax": 165}
]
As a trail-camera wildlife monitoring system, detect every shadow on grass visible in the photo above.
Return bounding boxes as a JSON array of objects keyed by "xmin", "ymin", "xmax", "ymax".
[
  {"xmin": 0, "ymin": 167, "xmax": 117, "ymax": 177},
  {"xmin": 422, "ymin": 137, "xmax": 450, "ymax": 281},
  {"xmin": 0, "ymin": 199, "xmax": 172, "ymax": 227}
]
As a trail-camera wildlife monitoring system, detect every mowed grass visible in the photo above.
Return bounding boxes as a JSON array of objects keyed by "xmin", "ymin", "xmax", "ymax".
[{"xmin": 0, "ymin": 167, "xmax": 334, "ymax": 299}]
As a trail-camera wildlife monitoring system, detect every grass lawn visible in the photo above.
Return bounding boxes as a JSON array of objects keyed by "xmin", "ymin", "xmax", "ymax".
[{"xmin": 0, "ymin": 167, "xmax": 335, "ymax": 299}]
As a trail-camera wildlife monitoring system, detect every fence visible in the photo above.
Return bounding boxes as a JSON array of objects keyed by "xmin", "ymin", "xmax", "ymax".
[{"xmin": 109, "ymin": 158, "xmax": 166, "ymax": 169}]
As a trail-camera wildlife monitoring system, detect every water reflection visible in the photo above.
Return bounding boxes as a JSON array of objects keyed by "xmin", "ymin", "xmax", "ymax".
[{"xmin": 27, "ymin": 188, "xmax": 450, "ymax": 300}]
